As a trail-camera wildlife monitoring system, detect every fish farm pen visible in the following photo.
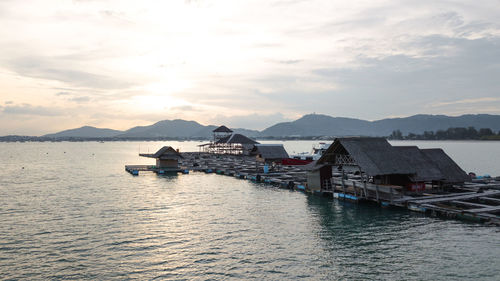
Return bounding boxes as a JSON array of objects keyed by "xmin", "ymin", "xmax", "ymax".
[
  {"xmin": 125, "ymin": 127, "xmax": 500, "ymax": 226},
  {"xmin": 125, "ymin": 150, "xmax": 500, "ymax": 226}
]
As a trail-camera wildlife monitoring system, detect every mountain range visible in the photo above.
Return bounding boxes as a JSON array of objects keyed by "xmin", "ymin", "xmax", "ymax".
[{"xmin": 41, "ymin": 114, "xmax": 500, "ymax": 139}]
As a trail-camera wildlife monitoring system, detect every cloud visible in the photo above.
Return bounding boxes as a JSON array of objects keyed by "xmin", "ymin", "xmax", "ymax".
[
  {"xmin": 0, "ymin": 0, "xmax": 500, "ymax": 134},
  {"xmin": 310, "ymin": 35, "xmax": 500, "ymax": 119},
  {"xmin": 0, "ymin": 104, "xmax": 66, "ymax": 116},
  {"xmin": 276, "ymin": 59, "xmax": 302, "ymax": 64},
  {"xmin": 4, "ymin": 56, "xmax": 136, "ymax": 90},
  {"xmin": 169, "ymin": 105, "xmax": 199, "ymax": 112},
  {"xmin": 431, "ymin": 97, "xmax": 500, "ymax": 107},
  {"xmin": 69, "ymin": 96, "xmax": 92, "ymax": 103}
]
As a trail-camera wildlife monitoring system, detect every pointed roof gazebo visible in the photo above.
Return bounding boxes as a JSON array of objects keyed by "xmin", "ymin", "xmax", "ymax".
[
  {"xmin": 213, "ymin": 125, "xmax": 233, "ymax": 143},
  {"xmin": 213, "ymin": 125, "xmax": 233, "ymax": 133},
  {"xmin": 199, "ymin": 125, "xmax": 259, "ymax": 155}
]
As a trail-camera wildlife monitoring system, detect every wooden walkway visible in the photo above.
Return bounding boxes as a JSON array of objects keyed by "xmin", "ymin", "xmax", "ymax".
[{"xmin": 125, "ymin": 152, "xmax": 500, "ymax": 225}]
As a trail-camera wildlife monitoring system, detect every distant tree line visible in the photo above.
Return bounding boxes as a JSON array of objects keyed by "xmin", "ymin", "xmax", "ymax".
[{"xmin": 389, "ymin": 127, "xmax": 500, "ymax": 140}]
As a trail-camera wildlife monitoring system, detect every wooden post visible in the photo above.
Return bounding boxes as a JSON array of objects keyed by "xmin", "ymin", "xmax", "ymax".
[
  {"xmin": 363, "ymin": 176, "xmax": 368, "ymax": 199},
  {"xmin": 341, "ymin": 170, "xmax": 346, "ymax": 199}
]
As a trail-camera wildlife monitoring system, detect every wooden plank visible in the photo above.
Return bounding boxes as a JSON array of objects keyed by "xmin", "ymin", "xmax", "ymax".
[
  {"xmin": 465, "ymin": 205, "xmax": 500, "ymax": 214},
  {"xmin": 407, "ymin": 190, "xmax": 500, "ymax": 204},
  {"xmin": 394, "ymin": 191, "xmax": 477, "ymax": 203},
  {"xmin": 480, "ymin": 197, "xmax": 500, "ymax": 204},
  {"xmin": 451, "ymin": 200, "xmax": 493, "ymax": 209}
]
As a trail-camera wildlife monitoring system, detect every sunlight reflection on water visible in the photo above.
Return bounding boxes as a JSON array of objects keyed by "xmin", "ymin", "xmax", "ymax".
[{"xmin": 0, "ymin": 142, "xmax": 498, "ymax": 280}]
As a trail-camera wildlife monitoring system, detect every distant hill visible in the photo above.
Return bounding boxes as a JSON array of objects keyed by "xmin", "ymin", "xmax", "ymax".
[
  {"xmin": 372, "ymin": 114, "xmax": 500, "ymax": 136},
  {"xmin": 117, "ymin": 119, "xmax": 209, "ymax": 138},
  {"xmin": 260, "ymin": 114, "xmax": 372, "ymax": 137},
  {"xmin": 117, "ymin": 120, "xmax": 260, "ymax": 138},
  {"xmin": 40, "ymin": 114, "xmax": 500, "ymax": 139},
  {"xmin": 259, "ymin": 114, "xmax": 500, "ymax": 137},
  {"xmin": 43, "ymin": 126, "xmax": 123, "ymax": 138}
]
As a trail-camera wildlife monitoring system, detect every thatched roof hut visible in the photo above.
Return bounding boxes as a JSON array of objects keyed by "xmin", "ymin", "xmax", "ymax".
[
  {"xmin": 421, "ymin": 148, "xmax": 469, "ymax": 183},
  {"xmin": 393, "ymin": 146, "xmax": 444, "ymax": 182},
  {"xmin": 139, "ymin": 146, "xmax": 183, "ymax": 168},
  {"xmin": 251, "ymin": 144, "xmax": 289, "ymax": 162},
  {"xmin": 317, "ymin": 137, "xmax": 415, "ymax": 176}
]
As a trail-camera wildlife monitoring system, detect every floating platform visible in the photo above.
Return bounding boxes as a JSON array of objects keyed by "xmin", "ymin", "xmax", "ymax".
[
  {"xmin": 125, "ymin": 152, "xmax": 500, "ymax": 225},
  {"xmin": 125, "ymin": 165, "xmax": 185, "ymax": 175}
]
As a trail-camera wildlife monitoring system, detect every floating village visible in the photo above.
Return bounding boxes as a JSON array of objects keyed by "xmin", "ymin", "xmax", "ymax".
[{"xmin": 126, "ymin": 126, "xmax": 500, "ymax": 226}]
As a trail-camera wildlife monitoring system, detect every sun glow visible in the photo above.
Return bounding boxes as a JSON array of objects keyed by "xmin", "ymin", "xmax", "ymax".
[{"xmin": 129, "ymin": 94, "xmax": 190, "ymax": 112}]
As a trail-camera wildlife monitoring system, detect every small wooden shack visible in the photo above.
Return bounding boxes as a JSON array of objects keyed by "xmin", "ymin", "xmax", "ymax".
[
  {"xmin": 251, "ymin": 144, "xmax": 289, "ymax": 163},
  {"xmin": 139, "ymin": 146, "xmax": 183, "ymax": 169}
]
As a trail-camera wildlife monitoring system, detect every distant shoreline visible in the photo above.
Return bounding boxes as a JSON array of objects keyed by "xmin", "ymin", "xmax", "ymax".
[{"xmin": 1, "ymin": 136, "xmax": 500, "ymax": 142}]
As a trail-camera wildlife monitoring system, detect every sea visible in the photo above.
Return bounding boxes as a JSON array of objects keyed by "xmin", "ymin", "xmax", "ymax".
[{"xmin": 0, "ymin": 140, "xmax": 499, "ymax": 280}]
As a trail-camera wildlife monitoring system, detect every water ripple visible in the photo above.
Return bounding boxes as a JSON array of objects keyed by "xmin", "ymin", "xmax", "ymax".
[{"xmin": 0, "ymin": 142, "xmax": 499, "ymax": 280}]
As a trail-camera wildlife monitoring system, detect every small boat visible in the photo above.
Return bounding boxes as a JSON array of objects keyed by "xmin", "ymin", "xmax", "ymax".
[{"xmin": 291, "ymin": 142, "xmax": 330, "ymax": 161}]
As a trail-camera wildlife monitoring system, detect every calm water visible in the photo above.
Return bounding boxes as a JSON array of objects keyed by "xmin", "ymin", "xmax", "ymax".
[{"xmin": 0, "ymin": 141, "xmax": 499, "ymax": 280}]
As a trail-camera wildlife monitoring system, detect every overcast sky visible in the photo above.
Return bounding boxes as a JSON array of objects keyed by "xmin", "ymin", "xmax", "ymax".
[{"xmin": 1, "ymin": 0, "xmax": 499, "ymax": 135}]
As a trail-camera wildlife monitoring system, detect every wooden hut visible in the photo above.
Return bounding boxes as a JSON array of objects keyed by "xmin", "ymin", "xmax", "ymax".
[
  {"xmin": 251, "ymin": 144, "xmax": 289, "ymax": 163},
  {"xmin": 309, "ymin": 137, "xmax": 469, "ymax": 194},
  {"xmin": 316, "ymin": 137, "xmax": 416, "ymax": 184},
  {"xmin": 139, "ymin": 146, "xmax": 183, "ymax": 169},
  {"xmin": 393, "ymin": 146, "xmax": 444, "ymax": 191},
  {"xmin": 306, "ymin": 164, "xmax": 332, "ymax": 191}
]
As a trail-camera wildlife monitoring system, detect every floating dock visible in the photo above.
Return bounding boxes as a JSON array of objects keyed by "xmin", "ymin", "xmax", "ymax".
[{"xmin": 125, "ymin": 151, "xmax": 500, "ymax": 225}]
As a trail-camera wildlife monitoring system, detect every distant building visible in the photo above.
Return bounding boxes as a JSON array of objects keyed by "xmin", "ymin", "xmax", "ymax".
[
  {"xmin": 200, "ymin": 125, "xmax": 259, "ymax": 155},
  {"xmin": 212, "ymin": 125, "xmax": 233, "ymax": 142}
]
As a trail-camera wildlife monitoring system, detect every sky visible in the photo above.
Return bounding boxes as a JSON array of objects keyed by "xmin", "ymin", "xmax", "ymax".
[{"xmin": 0, "ymin": 0, "xmax": 499, "ymax": 135}]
